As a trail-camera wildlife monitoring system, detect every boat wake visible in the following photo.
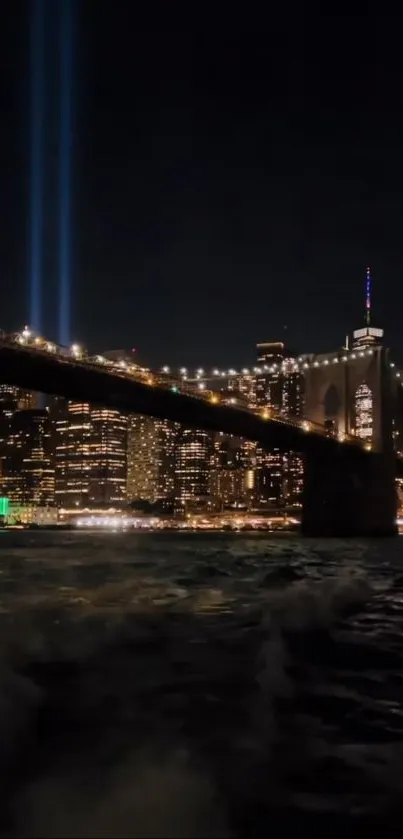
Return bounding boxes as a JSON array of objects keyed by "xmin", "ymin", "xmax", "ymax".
[{"xmin": 0, "ymin": 550, "xmax": 402, "ymax": 838}]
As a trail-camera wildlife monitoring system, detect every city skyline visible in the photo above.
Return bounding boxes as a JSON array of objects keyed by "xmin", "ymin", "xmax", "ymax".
[
  {"xmin": 1, "ymin": 6, "xmax": 403, "ymax": 366},
  {"xmin": 0, "ymin": 268, "xmax": 390, "ymax": 373}
]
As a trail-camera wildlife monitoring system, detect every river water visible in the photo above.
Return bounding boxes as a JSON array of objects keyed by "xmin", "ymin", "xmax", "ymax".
[{"xmin": 1, "ymin": 531, "xmax": 403, "ymax": 837}]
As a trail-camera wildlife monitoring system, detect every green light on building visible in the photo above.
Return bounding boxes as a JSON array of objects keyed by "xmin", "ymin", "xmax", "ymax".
[{"xmin": 0, "ymin": 498, "xmax": 9, "ymax": 517}]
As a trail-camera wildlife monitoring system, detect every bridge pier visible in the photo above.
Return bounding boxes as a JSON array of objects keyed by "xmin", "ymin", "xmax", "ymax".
[{"xmin": 301, "ymin": 448, "xmax": 398, "ymax": 538}]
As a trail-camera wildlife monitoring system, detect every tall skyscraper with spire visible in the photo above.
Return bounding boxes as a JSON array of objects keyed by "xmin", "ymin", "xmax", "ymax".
[
  {"xmin": 365, "ymin": 265, "xmax": 371, "ymax": 326},
  {"xmin": 352, "ymin": 265, "xmax": 384, "ymax": 349}
]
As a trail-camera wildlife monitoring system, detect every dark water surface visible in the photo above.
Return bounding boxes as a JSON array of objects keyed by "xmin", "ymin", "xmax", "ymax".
[{"xmin": 1, "ymin": 531, "xmax": 403, "ymax": 837}]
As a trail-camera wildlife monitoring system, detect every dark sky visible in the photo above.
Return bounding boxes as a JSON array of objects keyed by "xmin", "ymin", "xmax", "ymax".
[{"xmin": 2, "ymin": 4, "xmax": 403, "ymax": 368}]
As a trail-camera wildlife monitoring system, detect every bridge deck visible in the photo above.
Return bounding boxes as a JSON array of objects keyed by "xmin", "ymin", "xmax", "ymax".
[{"xmin": 0, "ymin": 339, "xmax": 369, "ymax": 457}]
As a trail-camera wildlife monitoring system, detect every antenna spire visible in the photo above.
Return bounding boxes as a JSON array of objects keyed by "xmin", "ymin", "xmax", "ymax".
[{"xmin": 365, "ymin": 265, "xmax": 371, "ymax": 327}]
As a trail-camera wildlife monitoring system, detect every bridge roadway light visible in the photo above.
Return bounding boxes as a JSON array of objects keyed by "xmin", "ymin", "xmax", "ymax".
[
  {"xmin": 302, "ymin": 421, "xmax": 311, "ymax": 432},
  {"xmin": 162, "ymin": 366, "xmax": 170, "ymax": 373}
]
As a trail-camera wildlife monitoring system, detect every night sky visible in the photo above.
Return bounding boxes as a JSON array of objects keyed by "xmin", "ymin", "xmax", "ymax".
[{"xmin": 1, "ymin": 4, "xmax": 403, "ymax": 368}]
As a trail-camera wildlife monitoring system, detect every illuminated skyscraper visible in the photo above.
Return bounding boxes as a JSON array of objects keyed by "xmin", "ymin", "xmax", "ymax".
[
  {"xmin": 127, "ymin": 416, "xmax": 179, "ymax": 505},
  {"xmin": 0, "ymin": 409, "xmax": 54, "ymax": 504},
  {"xmin": 0, "ymin": 387, "xmax": 42, "ymax": 495},
  {"xmin": 350, "ymin": 267, "xmax": 384, "ymax": 447},
  {"xmin": 255, "ymin": 342, "xmax": 285, "ymax": 408},
  {"xmin": 55, "ymin": 402, "xmax": 127, "ymax": 508},
  {"xmin": 352, "ymin": 266, "xmax": 384, "ymax": 351},
  {"xmin": 156, "ymin": 420, "xmax": 180, "ymax": 503},
  {"xmin": 88, "ymin": 408, "xmax": 127, "ymax": 506},
  {"xmin": 354, "ymin": 383, "xmax": 373, "ymax": 441},
  {"xmin": 281, "ymin": 358, "xmax": 304, "ymax": 505},
  {"xmin": 0, "ymin": 386, "xmax": 36, "ymax": 416},
  {"xmin": 55, "ymin": 401, "xmax": 92, "ymax": 507},
  {"xmin": 253, "ymin": 342, "xmax": 303, "ymax": 509},
  {"xmin": 174, "ymin": 428, "xmax": 212, "ymax": 514},
  {"xmin": 209, "ymin": 433, "xmax": 246, "ymax": 510},
  {"xmin": 127, "ymin": 415, "xmax": 160, "ymax": 502}
]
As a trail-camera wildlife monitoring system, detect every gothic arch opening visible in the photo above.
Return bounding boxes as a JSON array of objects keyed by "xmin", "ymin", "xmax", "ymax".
[
  {"xmin": 324, "ymin": 384, "xmax": 341, "ymax": 418},
  {"xmin": 323, "ymin": 384, "xmax": 341, "ymax": 437},
  {"xmin": 354, "ymin": 382, "xmax": 373, "ymax": 441}
]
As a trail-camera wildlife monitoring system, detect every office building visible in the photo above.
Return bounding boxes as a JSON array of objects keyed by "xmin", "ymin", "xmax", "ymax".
[
  {"xmin": 89, "ymin": 408, "xmax": 127, "ymax": 505},
  {"xmin": 55, "ymin": 401, "xmax": 92, "ymax": 507},
  {"xmin": 156, "ymin": 420, "xmax": 179, "ymax": 503},
  {"xmin": 253, "ymin": 342, "xmax": 304, "ymax": 508},
  {"xmin": 55, "ymin": 402, "xmax": 127, "ymax": 508},
  {"xmin": 209, "ymin": 432, "xmax": 246, "ymax": 510},
  {"xmin": 127, "ymin": 416, "xmax": 179, "ymax": 505},
  {"xmin": 174, "ymin": 428, "xmax": 212, "ymax": 514},
  {"xmin": 0, "ymin": 387, "xmax": 36, "ymax": 484},
  {"xmin": 127, "ymin": 415, "xmax": 160, "ymax": 502},
  {"xmin": 0, "ymin": 386, "xmax": 36, "ymax": 416},
  {"xmin": 0, "ymin": 409, "xmax": 54, "ymax": 504},
  {"xmin": 255, "ymin": 342, "xmax": 285, "ymax": 409},
  {"xmin": 354, "ymin": 384, "xmax": 373, "ymax": 441}
]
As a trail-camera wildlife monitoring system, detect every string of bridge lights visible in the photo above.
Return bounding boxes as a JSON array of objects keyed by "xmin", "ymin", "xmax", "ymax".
[
  {"xmin": 6, "ymin": 326, "xmax": 403, "ymax": 392},
  {"xmin": 3, "ymin": 325, "xmax": 396, "ymax": 452},
  {"xmin": 160, "ymin": 348, "xmax": 403, "ymax": 382}
]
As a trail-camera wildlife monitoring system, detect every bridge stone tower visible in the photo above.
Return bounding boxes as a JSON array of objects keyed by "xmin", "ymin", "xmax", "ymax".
[{"xmin": 301, "ymin": 339, "xmax": 398, "ymax": 537}]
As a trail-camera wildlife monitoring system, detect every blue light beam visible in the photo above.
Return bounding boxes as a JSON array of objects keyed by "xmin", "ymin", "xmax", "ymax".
[
  {"xmin": 59, "ymin": 0, "xmax": 73, "ymax": 346},
  {"xmin": 30, "ymin": 0, "xmax": 45, "ymax": 332}
]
